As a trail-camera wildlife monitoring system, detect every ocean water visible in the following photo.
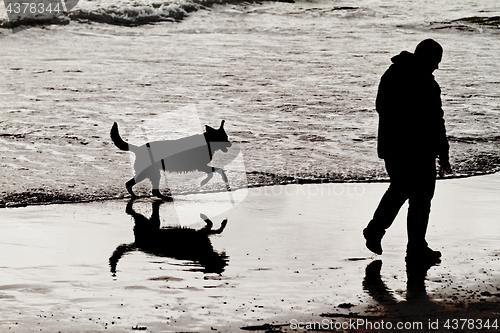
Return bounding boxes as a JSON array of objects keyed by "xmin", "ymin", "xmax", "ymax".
[
  {"xmin": 1, "ymin": 0, "xmax": 500, "ymax": 31},
  {"xmin": 0, "ymin": 0, "xmax": 499, "ymax": 202}
]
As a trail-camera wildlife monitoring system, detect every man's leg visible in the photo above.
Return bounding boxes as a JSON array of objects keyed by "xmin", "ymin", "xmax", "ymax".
[
  {"xmin": 406, "ymin": 158, "xmax": 440, "ymax": 263},
  {"xmin": 364, "ymin": 158, "xmax": 410, "ymax": 254}
]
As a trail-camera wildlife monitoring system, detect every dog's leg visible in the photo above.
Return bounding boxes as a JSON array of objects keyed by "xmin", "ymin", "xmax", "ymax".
[
  {"xmin": 200, "ymin": 213, "xmax": 227, "ymax": 234},
  {"xmin": 150, "ymin": 168, "xmax": 161, "ymax": 197},
  {"xmin": 211, "ymin": 219, "xmax": 228, "ymax": 234},
  {"xmin": 126, "ymin": 199, "xmax": 159, "ymax": 230},
  {"xmin": 200, "ymin": 172, "xmax": 214, "ymax": 187},
  {"xmin": 214, "ymin": 168, "xmax": 235, "ymax": 206},
  {"xmin": 215, "ymin": 168, "xmax": 229, "ymax": 183},
  {"xmin": 214, "ymin": 219, "xmax": 228, "ymax": 234},
  {"xmin": 126, "ymin": 178, "xmax": 137, "ymax": 197},
  {"xmin": 126, "ymin": 198, "xmax": 137, "ymax": 216},
  {"xmin": 200, "ymin": 213, "xmax": 214, "ymax": 230},
  {"xmin": 150, "ymin": 168, "xmax": 171, "ymax": 200},
  {"xmin": 151, "ymin": 200, "xmax": 163, "ymax": 223},
  {"xmin": 127, "ymin": 170, "xmax": 150, "ymax": 198},
  {"xmin": 215, "ymin": 168, "xmax": 232, "ymax": 192},
  {"xmin": 152, "ymin": 190, "xmax": 172, "ymax": 200}
]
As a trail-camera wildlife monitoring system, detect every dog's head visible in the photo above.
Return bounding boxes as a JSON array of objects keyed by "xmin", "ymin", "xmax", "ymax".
[{"xmin": 205, "ymin": 120, "xmax": 232, "ymax": 153}]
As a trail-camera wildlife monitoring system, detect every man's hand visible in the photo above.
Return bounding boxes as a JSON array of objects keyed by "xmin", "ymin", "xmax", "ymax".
[{"xmin": 438, "ymin": 158, "xmax": 452, "ymax": 178}]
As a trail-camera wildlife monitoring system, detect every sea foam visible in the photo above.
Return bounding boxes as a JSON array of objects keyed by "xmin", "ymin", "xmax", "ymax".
[{"xmin": 0, "ymin": 0, "xmax": 271, "ymax": 28}]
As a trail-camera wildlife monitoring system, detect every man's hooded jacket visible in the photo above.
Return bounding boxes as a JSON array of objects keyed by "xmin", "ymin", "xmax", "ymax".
[{"xmin": 376, "ymin": 51, "xmax": 449, "ymax": 160}]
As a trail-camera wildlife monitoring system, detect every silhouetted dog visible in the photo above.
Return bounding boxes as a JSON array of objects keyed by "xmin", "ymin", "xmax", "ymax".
[
  {"xmin": 111, "ymin": 120, "xmax": 232, "ymax": 199},
  {"xmin": 109, "ymin": 199, "xmax": 229, "ymax": 275}
]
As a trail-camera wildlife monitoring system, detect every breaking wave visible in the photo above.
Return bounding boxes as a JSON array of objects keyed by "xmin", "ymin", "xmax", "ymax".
[
  {"xmin": 0, "ymin": 0, "xmax": 291, "ymax": 28},
  {"xmin": 431, "ymin": 16, "xmax": 500, "ymax": 32}
]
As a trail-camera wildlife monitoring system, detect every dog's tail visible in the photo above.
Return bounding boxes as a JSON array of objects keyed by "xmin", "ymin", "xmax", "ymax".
[{"xmin": 110, "ymin": 122, "xmax": 138, "ymax": 152}]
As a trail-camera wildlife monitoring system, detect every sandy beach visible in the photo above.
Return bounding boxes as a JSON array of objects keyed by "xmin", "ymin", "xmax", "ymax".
[{"xmin": 0, "ymin": 173, "xmax": 499, "ymax": 332}]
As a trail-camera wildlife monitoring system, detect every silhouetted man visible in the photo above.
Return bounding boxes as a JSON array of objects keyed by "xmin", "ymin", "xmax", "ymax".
[{"xmin": 363, "ymin": 39, "xmax": 452, "ymax": 264}]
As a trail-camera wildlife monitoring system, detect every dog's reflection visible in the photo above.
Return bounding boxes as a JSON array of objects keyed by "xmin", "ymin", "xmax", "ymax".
[
  {"xmin": 109, "ymin": 199, "xmax": 229, "ymax": 275},
  {"xmin": 363, "ymin": 260, "xmax": 440, "ymax": 315}
]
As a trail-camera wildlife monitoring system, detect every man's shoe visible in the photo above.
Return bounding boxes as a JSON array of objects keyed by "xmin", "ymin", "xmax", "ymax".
[
  {"xmin": 405, "ymin": 246, "xmax": 441, "ymax": 265},
  {"xmin": 363, "ymin": 228, "xmax": 385, "ymax": 255}
]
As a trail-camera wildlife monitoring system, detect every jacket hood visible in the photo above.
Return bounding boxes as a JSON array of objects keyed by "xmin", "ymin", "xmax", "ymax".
[
  {"xmin": 390, "ymin": 50, "xmax": 435, "ymax": 77},
  {"xmin": 391, "ymin": 51, "xmax": 415, "ymax": 65}
]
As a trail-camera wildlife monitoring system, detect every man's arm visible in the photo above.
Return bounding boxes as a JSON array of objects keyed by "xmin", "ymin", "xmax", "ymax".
[{"xmin": 433, "ymin": 83, "xmax": 452, "ymax": 177}]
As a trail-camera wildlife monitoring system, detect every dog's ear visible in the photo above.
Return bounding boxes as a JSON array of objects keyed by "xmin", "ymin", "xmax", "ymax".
[
  {"xmin": 205, "ymin": 125, "xmax": 216, "ymax": 132},
  {"xmin": 219, "ymin": 120, "xmax": 225, "ymax": 130}
]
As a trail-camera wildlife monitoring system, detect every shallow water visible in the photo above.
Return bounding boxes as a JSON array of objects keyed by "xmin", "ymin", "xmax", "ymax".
[{"xmin": 1, "ymin": 173, "xmax": 499, "ymax": 331}]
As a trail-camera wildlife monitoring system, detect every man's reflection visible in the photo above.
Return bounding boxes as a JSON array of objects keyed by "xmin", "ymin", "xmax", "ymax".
[
  {"xmin": 109, "ymin": 199, "xmax": 229, "ymax": 275},
  {"xmin": 363, "ymin": 260, "xmax": 441, "ymax": 316}
]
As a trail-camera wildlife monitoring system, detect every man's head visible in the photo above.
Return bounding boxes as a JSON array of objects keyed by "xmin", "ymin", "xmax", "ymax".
[{"xmin": 414, "ymin": 39, "xmax": 443, "ymax": 73}]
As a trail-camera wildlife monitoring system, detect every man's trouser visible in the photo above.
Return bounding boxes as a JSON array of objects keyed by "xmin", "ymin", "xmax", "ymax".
[{"xmin": 365, "ymin": 157, "xmax": 437, "ymax": 250}]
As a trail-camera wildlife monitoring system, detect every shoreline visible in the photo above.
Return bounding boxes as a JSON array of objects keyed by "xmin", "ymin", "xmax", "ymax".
[{"xmin": 1, "ymin": 169, "xmax": 498, "ymax": 208}]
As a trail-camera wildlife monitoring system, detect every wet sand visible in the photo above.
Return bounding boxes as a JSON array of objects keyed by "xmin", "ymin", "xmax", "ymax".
[
  {"xmin": 1, "ymin": 1, "xmax": 500, "ymax": 207},
  {"xmin": 1, "ymin": 173, "xmax": 499, "ymax": 332}
]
